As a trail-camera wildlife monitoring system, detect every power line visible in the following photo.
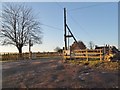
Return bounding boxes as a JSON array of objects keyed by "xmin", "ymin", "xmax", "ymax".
[
  {"xmin": 68, "ymin": 3, "xmax": 112, "ymax": 11},
  {"xmin": 55, "ymin": 1, "xmax": 64, "ymax": 9},
  {"xmin": 54, "ymin": 2, "xmax": 96, "ymax": 41},
  {"xmin": 41, "ymin": 23, "xmax": 63, "ymax": 31},
  {"xmin": 67, "ymin": 12, "xmax": 95, "ymax": 41},
  {"xmin": 69, "ymin": 14, "xmax": 104, "ymax": 42},
  {"xmin": 47, "ymin": 2, "xmax": 109, "ymax": 42},
  {"xmin": 40, "ymin": 2, "xmax": 64, "ymax": 31}
]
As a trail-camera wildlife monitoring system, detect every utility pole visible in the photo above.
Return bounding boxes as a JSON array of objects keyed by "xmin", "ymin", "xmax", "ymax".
[
  {"xmin": 29, "ymin": 39, "xmax": 33, "ymax": 60},
  {"xmin": 66, "ymin": 25, "xmax": 78, "ymax": 43},
  {"xmin": 64, "ymin": 8, "xmax": 79, "ymax": 50},
  {"xmin": 29, "ymin": 39, "xmax": 31, "ymax": 52},
  {"xmin": 64, "ymin": 8, "xmax": 67, "ymax": 50}
]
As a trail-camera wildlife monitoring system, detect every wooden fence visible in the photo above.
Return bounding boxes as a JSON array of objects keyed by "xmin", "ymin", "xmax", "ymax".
[
  {"xmin": 0, "ymin": 49, "xmax": 103, "ymax": 61},
  {"xmin": 0, "ymin": 52, "xmax": 62, "ymax": 61},
  {"xmin": 63, "ymin": 49, "xmax": 103, "ymax": 61}
]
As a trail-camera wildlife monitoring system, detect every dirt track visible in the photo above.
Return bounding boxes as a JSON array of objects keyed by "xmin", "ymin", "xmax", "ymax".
[{"xmin": 2, "ymin": 59, "xmax": 119, "ymax": 88}]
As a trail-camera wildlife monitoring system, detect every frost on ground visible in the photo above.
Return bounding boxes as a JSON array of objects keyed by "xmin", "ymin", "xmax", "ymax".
[{"xmin": 2, "ymin": 59, "xmax": 119, "ymax": 88}]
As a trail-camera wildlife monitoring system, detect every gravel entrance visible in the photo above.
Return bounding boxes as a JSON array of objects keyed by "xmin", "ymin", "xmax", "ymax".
[{"xmin": 2, "ymin": 59, "xmax": 119, "ymax": 88}]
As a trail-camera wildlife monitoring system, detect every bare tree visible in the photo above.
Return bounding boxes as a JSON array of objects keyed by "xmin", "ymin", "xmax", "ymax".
[
  {"xmin": 88, "ymin": 41, "xmax": 94, "ymax": 49},
  {"xmin": 54, "ymin": 46, "xmax": 61, "ymax": 52},
  {"xmin": 71, "ymin": 41, "xmax": 86, "ymax": 51},
  {"xmin": 0, "ymin": 3, "xmax": 42, "ymax": 53}
]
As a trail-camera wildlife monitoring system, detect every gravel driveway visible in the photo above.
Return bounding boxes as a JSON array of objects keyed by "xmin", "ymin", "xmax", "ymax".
[{"xmin": 2, "ymin": 59, "xmax": 119, "ymax": 88}]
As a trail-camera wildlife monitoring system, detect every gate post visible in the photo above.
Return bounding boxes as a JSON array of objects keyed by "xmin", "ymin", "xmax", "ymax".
[
  {"xmin": 86, "ymin": 49, "xmax": 88, "ymax": 61},
  {"xmin": 100, "ymin": 49, "xmax": 102, "ymax": 61}
]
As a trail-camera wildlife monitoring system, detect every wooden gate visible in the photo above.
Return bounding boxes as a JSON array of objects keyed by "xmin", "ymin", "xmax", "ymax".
[{"xmin": 63, "ymin": 49, "xmax": 103, "ymax": 61}]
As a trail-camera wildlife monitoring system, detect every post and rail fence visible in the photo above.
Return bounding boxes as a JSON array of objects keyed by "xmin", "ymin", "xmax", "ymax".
[{"xmin": 63, "ymin": 49, "xmax": 103, "ymax": 61}]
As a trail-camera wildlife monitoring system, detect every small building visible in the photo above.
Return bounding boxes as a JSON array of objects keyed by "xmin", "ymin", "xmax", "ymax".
[
  {"xmin": 95, "ymin": 45, "xmax": 111, "ymax": 54},
  {"xmin": 95, "ymin": 45, "xmax": 119, "ymax": 54}
]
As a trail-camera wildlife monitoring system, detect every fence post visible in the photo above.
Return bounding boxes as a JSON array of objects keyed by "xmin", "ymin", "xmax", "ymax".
[
  {"xmin": 29, "ymin": 51, "xmax": 32, "ymax": 60},
  {"xmin": 100, "ymin": 49, "xmax": 102, "ymax": 61},
  {"xmin": 86, "ymin": 49, "xmax": 88, "ymax": 61}
]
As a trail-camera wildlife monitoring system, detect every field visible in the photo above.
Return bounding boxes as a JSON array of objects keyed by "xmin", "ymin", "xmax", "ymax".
[{"xmin": 2, "ymin": 57, "xmax": 119, "ymax": 88}]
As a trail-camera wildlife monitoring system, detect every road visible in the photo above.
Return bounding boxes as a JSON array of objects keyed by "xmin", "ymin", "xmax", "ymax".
[{"xmin": 2, "ymin": 59, "xmax": 119, "ymax": 88}]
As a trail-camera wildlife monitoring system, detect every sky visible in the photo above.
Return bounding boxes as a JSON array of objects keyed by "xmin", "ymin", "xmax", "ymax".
[{"xmin": 0, "ymin": 1, "xmax": 119, "ymax": 53}]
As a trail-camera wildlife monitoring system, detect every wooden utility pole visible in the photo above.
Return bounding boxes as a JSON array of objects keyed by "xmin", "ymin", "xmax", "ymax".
[
  {"xmin": 29, "ymin": 39, "xmax": 31, "ymax": 52},
  {"xmin": 64, "ymin": 8, "xmax": 79, "ymax": 50},
  {"xmin": 29, "ymin": 39, "xmax": 33, "ymax": 60},
  {"xmin": 64, "ymin": 8, "xmax": 67, "ymax": 50},
  {"xmin": 66, "ymin": 25, "xmax": 77, "ymax": 43}
]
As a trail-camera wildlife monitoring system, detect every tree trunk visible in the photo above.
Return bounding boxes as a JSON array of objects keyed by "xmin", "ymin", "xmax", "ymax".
[
  {"xmin": 17, "ymin": 47, "xmax": 23, "ymax": 60},
  {"xmin": 18, "ymin": 47, "xmax": 22, "ymax": 54}
]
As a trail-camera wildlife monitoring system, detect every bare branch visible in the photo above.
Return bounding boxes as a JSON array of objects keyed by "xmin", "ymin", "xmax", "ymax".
[{"xmin": 0, "ymin": 3, "xmax": 42, "ymax": 53}]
